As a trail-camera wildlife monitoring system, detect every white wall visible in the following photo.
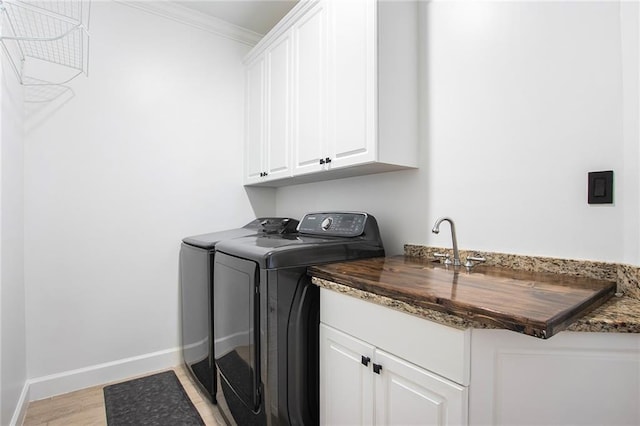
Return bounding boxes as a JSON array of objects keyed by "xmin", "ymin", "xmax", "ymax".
[
  {"xmin": 0, "ymin": 36, "xmax": 26, "ymax": 425},
  {"xmin": 12, "ymin": 0, "xmax": 640, "ymax": 407},
  {"xmin": 621, "ymin": 1, "xmax": 640, "ymax": 267},
  {"xmin": 276, "ymin": 1, "xmax": 640, "ymax": 265},
  {"xmin": 23, "ymin": 1, "xmax": 261, "ymax": 391}
]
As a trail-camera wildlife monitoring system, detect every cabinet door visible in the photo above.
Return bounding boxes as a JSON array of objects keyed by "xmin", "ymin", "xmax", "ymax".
[
  {"xmin": 264, "ymin": 32, "xmax": 292, "ymax": 180},
  {"xmin": 375, "ymin": 349, "xmax": 468, "ymax": 426},
  {"xmin": 327, "ymin": 0, "xmax": 376, "ymax": 168},
  {"xmin": 245, "ymin": 56, "xmax": 265, "ymax": 185},
  {"xmin": 292, "ymin": 1, "xmax": 327, "ymax": 176},
  {"xmin": 470, "ymin": 330, "xmax": 640, "ymax": 426},
  {"xmin": 320, "ymin": 324, "xmax": 374, "ymax": 426}
]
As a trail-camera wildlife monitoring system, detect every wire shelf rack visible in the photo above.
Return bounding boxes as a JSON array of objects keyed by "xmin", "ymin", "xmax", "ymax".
[{"xmin": 0, "ymin": 0, "xmax": 90, "ymax": 95}]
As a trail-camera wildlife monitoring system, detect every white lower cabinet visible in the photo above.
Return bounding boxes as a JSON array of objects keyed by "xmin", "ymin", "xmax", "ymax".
[
  {"xmin": 469, "ymin": 329, "xmax": 640, "ymax": 426},
  {"xmin": 320, "ymin": 289, "xmax": 470, "ymax": 426},
  {"xmin": 320, "ymin": 288, "xmax": 640, "ymax": 426},
  {"xmin": 375, "ymin": 349, "xmax": 467, "ymax": 426},
  {"xmin": 321, "ymin": 324, "xmax": 468, "ymax": 426},
  {"xmin": 320, "ymin": 324, "xmax": 374, "ymax": 425}
]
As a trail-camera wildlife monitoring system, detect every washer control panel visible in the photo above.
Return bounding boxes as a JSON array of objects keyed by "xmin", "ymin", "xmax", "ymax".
[{"xmin": 298, "ymin": 212, "xmax": 368, "ymax": 237}]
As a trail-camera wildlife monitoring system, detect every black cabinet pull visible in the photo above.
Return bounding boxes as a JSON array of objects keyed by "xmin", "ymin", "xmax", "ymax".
[
  {"xmin": 361, "ymin": 356, "xmax": 370, "ymax": 367},
  {"xmin": 325, "ymin": 157, "xmax": 332, "ymax": 164},
  {"xmin": 373, "ymin": 363, "xmax": 382, "ymax": 374},
  {"xmin": 319, "ymin": 158, "xmax": 325, "ymax": 165}
]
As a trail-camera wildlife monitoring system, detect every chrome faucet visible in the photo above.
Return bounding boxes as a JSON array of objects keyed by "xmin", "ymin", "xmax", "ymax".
[{"xmin": 432, "ymin": 217, "xmax": 461, "ymax": 266}]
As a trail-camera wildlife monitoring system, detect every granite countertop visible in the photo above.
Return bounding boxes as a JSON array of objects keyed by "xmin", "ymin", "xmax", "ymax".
[
  {"xmin": 566, "ymin": 295, "xmax": 640, "ymax": 333},
  {"xmin": 310, "ymin": 255, "xmax": 640, "ymax": 338}
]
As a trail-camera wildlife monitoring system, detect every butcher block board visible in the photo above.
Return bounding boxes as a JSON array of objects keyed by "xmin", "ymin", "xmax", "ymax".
[{"xmin": 308, "ymin": 255, "xmax": 617, "ymax": 339}]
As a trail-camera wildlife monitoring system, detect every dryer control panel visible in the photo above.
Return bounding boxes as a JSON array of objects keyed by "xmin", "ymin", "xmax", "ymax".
[{"xmin": 297, "ymin": 212, "xmax": 368, "ymax": 237}]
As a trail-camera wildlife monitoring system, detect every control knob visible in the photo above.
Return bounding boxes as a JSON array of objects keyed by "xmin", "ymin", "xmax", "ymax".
[{"xmin": 321, "ymin": 217, "xmax": 333, "ymax": 231}]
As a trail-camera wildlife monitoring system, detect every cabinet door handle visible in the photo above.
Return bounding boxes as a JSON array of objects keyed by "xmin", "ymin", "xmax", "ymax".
[
  {"xmin": 325, "ymin": 157, "xmax": 332, "ymax": 164},
  {"xmin": 361, "ymin": 356, "xmax": 371, "ymax": 367},
  {"xmin": 373, "ymin": 363, "xmax": 382, "ymax": 374},
  {"xmin": 319, "ymin": 158, "xmax": 325, "ymax": 165}
]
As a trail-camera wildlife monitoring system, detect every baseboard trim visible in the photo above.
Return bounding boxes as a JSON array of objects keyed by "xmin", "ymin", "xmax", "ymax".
[
  {"xmin": 215, "ymin": 331, "xmax": 250, "ymax": 358},
  {"xmin": 10, "ymin": 382, "xmax": 29, "ymax": 426},
  {"xmin": 27, "ymin": 347, "xmax": 182, "ymax": 401}
]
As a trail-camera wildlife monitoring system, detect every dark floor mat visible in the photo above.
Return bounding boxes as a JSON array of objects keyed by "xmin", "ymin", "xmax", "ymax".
[{"xmin": 103, "ymin": 370, "xmax": 205, "ymax": 426}]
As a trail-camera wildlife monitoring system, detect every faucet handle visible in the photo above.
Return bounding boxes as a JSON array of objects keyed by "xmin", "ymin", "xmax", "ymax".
[
  {"xmin": 464, "ymin": 254, "xmax": 486, "ymax": 268},
  {"xmin": 434, "ymin": 252, "xmax": 452, "ymax": 265}
]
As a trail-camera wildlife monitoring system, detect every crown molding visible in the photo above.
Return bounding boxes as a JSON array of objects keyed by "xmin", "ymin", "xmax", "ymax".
[{"xmin": 115, "ymin": 0, "xmax": 264, "ymax": 46}]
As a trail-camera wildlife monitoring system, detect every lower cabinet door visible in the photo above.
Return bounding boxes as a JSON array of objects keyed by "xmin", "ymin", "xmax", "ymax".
[
  {"xmin": 321, "ymin": 323, "xmax": 469, "ymax": 426},
  {"xmin": 374, "ymin": 349, "xmax": 468, "ymax": 426},
  {"xmin": 320, "ymin": 324, "xmax": 374, "ymax": 426}
]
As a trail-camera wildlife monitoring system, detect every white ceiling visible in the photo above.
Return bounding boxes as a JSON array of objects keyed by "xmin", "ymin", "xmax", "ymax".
[{"xmin": 176, "ymin": 0, "xmax": 298, "ymax": 35}]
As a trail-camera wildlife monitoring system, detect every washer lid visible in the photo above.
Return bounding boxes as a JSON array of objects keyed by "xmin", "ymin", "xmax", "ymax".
[
  {"xmin": 182, "ymin": 228, "xmax": 258, "ymax": 250},
  {"xmin": 182, "ymin": 217, "xmax": 298, "ymax": 249}
]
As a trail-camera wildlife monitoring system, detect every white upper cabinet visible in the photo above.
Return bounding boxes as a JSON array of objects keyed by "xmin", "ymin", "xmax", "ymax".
[
  {"xmin": 244, "ymin": 0, "xmax": 419, "ymax": 186},
  {"xmin": 265, "ymin": 32, "xmax": 293, "ymax": 180},
  {"xmin": 244, "ymin": 30, "xmax": 293, "ymax": 185},
  {"xmin": 292, "ymin": 1, "xmax": 328, "ymax": 176},
  {"xmin": 245, "ymin": 56, "xmax": 265, "ymax": 184},
  {"xmin": 326, "ymin": 0, "xmax": 376, "ymax": 170}
]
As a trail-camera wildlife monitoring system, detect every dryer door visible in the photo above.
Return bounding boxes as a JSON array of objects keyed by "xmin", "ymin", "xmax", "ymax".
[{"xmin": 213, "ymin": 252, "xmax": 261, "ymax": 412}]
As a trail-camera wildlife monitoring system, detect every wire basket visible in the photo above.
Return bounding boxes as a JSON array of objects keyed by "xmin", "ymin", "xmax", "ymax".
[{"xmin": 0, "ymin": 0, "xmax": 90, "ymax": 88}]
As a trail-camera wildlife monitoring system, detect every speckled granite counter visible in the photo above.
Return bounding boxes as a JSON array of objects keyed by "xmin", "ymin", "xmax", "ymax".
[
  {"xmin": 310, "ymin": 246, "xmax": 640, "ymax": 337},
  {"xmin": 565, "ymin": 295, "xmax": 640, "ymax": 333}
]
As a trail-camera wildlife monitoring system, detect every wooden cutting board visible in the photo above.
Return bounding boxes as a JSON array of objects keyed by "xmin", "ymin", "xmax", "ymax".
[{"xmin": 308, "ymin": 255, "xmax": 617, "ymax": 338}]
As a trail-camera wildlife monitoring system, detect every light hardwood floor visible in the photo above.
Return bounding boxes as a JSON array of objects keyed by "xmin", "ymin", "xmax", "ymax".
[{"xmin": 23, "ymin": 365, "xmax": 224, "ymax": 426}]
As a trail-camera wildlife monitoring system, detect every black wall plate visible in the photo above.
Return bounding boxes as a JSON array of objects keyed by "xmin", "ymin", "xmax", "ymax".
[{"xmin": 588, "ymin": 170, "xmax": 613, "ymax": 204}]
